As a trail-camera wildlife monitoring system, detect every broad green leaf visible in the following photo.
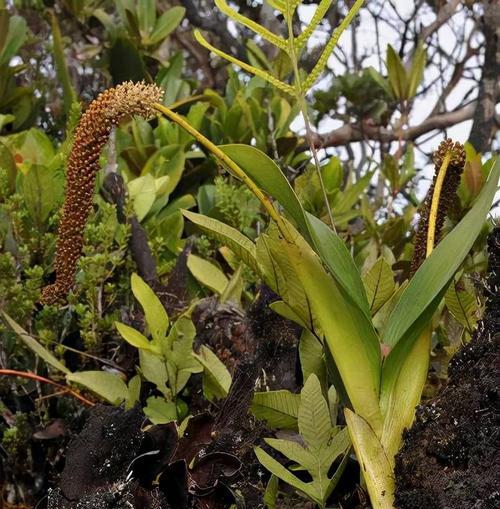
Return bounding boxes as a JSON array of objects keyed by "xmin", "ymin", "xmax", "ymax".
[
  {"xmin": 125, "ymin": 375, "xmax": 141, "ymax": 410},
  {"xmin": 298, "ymin": 374, "xmax": 332, "ymax": 451},
  {"xmin": 386, "ymin": 44, "xmax": 408, "ymax": 100},
  {"xmin": 182, "ymin": 210, "xmax": 258, "ymax": 272},
  {"xmin": 139, "ymin": 349, "xmax": 169, "ymax": 396},
  {"xmin": 251, "ymin": 390, "xmax": 301, "ymax": 429},
  {"xmin": 143, "ymin": 396, "xmax": 177, "ymax": 424},
  {"xmin": 380, "ymin": 290, "xmax": 444, "ymax": 416},
  {"xmin": 2, "ymin": 312, "xmax": 70, "ymax": 374},
  {"xmin": 128, "ymin": 174, "xmax": 156, "ymax": 221},
  {"xmin": 149, "ymin": 6, "xmax": 185, "ymax": 45},
  {"xmin": 115, "ymin": 321, "xmax": 158, "ymax": 353},
  {"xmin": 22, "ymin": 165, "xmax": 63, "ymax": 226},
  {"xmin": 444, "ymin": 281, "xmax": 478, "ymax": 330},
  {"xmin": 187, "ymin": 254, "xmax": 228, "ymax": 294},
  {"xmin": 383, "ymin": 158, "xmax": 499, "ymax": 349},
  {"xmin": 345, "ymin": 409, "xmax": 394, "ymax": 509},
  {"xmin": 16, "ymin": 129, "xmax": 55, "ymax": 166},
  {"xmin": 165, "ymin": 316, "xmax": 202, "ymax": 395},
  {"xmin": 363, "ymin": 257, "xmax": 395, "ymax": 314},
  {"xmin": 66, "ymin": 371, "xmax": 128, "ymax": 405},
  {"xmin": 193, "ymin": 345, "xmax": 231, "ymax": 401},
  {"xmin": 284, "ymin": 235, "xmax": 382, "ymax": 432},
  {"xmin": 217, "ymin": 146, "xmax": 370, "ymax": 319},
  {"xmin": 219, "ymin": 144, "xmax": 309, "ymax": 236},
  {"xmin": 131, "ymin": 273, "xmax": 169, "ymax": 342}
]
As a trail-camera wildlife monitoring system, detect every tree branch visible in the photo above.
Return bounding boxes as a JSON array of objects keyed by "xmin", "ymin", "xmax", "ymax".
[{"xmin": 309, "ymin": 102, "xmax": 476, "ymax": 149}]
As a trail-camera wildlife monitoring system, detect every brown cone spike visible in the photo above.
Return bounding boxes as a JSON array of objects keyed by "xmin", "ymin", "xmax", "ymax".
[{"xmin": 40, "ymin": 81, "xmax": 164, "ymax": 304}]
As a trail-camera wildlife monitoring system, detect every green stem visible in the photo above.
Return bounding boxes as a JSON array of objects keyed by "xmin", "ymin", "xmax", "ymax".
[{"xmin": 285, "ymin": 9, "xmax": 335, "ymax": 230}]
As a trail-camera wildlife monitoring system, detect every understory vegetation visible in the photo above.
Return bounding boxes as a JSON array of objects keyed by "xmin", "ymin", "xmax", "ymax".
[{"xmin": 0, "ymin": 1, "xmax": 498, "ymax": 508}]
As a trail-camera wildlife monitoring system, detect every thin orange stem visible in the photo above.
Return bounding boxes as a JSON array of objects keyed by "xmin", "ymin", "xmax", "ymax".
[{"xmin": 0, "ymin": 369, "xmax": 95, "ymax": 407}]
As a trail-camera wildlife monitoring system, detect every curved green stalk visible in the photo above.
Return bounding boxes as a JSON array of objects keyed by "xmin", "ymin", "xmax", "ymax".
[{"xmin": 153, "ymin": 102, "xmax": 292, "ymax": 239}]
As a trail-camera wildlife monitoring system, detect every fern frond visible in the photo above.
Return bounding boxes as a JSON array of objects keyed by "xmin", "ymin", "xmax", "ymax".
[
  {"xmin": 215, "ymin": 0, "xmax": 287, "ymax": 50},
  {"xmin": 303, "ymin": 0, "xmax": 365, "ymax": 91},
  {"xmin": 194, "ymin": 29, "xmax": 294, "ymax": 95},
  {"xmin": 294, "ymin": 0, "xmax": 333, "ymax": 51}
]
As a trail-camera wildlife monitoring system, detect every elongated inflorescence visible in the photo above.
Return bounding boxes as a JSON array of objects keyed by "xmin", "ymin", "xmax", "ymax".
[
  {"xmin": 41, "ymin": 82, "xmax": 164, "ymax": 304},
  {"xmin": 410, "ymin": 138, "xmax": 466, "ymax": 275}
]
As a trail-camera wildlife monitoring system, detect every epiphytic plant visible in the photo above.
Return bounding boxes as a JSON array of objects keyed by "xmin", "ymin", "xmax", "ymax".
[
  {"xmin": 40, "ymin": 81, "xmax": 163, "ymax": 304},
  {"xmin": 37, "ymin": 75, "xmax": 498, "ymax": 507},
  {"xmin": 158, "ymin": 96, "xmax": 498, "ymax": 507}
]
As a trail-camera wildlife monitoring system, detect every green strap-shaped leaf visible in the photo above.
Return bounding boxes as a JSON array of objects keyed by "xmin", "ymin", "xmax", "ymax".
[
  {"xmin": 219, "ymin": 144, "xmax": 309, "ymax": 236},
  {"xmin": 380, "ymin": 327, "xmax": 431, "ymax": 461},
  {"xmin": 3, "ymin": 312, "xmax": 70, "ymax": 374},
  {"xmin": 285, "ymin": 236, "xmax": 383, "ymax": 432},
  {"xmin": 131, "ymin": 273, "xmax": 169, "ymax": 343},
  {"xmin": 383, "ymin": 158, "xmax": 499, "ymax": 349},
  {"xmin": 345, "ymin": 409, "xmax": 394, "ymax": 509},
  {"xmin": 407, "ymin": 42, "xmax": 426, "ymax": 100},
  {"xmin": 386, "ymin": 44, "xmax": 408, "ymax": 100},
  {"xmin": 182, "ymin": 210, "xmax": 258, "ymax": 272},
  {"xmin": 305, "ymin": 213, "xmax": 371, "ymax": 318},
  {"xmin": 218, "ymin": 145, "xmax": 371, "ymax": 319}
]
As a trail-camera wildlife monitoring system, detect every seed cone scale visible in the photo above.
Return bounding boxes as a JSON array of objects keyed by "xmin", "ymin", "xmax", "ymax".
[
  {"xmin": 410, "ymin": 138, "xmax": 466, "ymax": 275},
  {"xmin": 40, "ymin": 82, "xmax": 164, "ymax": 304}
]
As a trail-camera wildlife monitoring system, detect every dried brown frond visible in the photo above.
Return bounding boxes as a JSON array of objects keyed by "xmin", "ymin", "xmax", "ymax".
[
  {"xmin": 40, "ymin": 81, "xmax": 164, "ymax": 304},
  {"xmin": 410, "ymin": 138, "xmax": 466, "ymax": 276}
]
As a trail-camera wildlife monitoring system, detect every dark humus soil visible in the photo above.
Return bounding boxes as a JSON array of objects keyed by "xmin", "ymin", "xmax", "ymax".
[{"xmin": 395, "ymin": 228, "xmax": 500, "ymax": 509}]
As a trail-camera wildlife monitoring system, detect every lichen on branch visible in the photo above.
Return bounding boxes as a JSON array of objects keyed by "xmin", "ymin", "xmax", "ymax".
[{"xmin": 40, "ymin": 81, "xmax": 164, "ymax": 304}]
